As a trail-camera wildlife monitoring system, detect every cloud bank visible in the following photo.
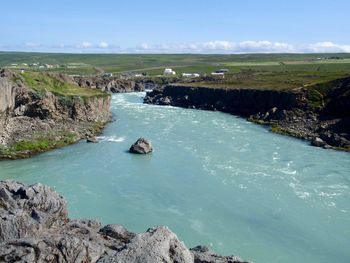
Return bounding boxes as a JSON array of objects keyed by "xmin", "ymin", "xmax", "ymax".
[{"xmin": 1, "ymin": 41, "xmax": 350, "ymax": 53}]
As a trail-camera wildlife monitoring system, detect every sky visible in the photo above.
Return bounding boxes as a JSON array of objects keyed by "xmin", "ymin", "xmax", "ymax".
[{"xmin": 1, "ymin": 0, "xmax": 350, "ymax": 53}]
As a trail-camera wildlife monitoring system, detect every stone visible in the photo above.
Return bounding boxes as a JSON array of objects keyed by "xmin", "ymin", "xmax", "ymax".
[
  {"xmin": 98, "ymin": 226, "xmax": 194, "ymax": 263},
  {"xmin": 99, "ymin": 224, "xmax": 135, "ymax": 243},
  {"xmin": 191, "ymin": 245, "xmax": 250, "ymax": 263},
  {"xmin": 87, "ymin": 136, "xmax": 98, "ymax": 143},
  {"xmin": 129, "ymin": 138, "xmax": 153, "ymax": 154},
  {"xmin": 311, "ymin": 137, "xmax": 326, "ymax": 147},
  {"xmin": 158, "ymin": 96, "xmax": 172, "ymax": 105}
]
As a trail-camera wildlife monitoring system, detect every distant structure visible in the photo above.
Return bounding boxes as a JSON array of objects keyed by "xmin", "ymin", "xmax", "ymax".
[
  {"xmin": 214, "ymin": 69, "xmax": 229, "ymax": 74},
  {"xmin": 211, "ymin": 68, "xmax": 228, "ymax": 77},
  {"xmin": 182, "ymin": 73, "xmax": 200, "ymax": 78},
  {"xmin": 164, "ymin": 68, "xmax": 176, "ymax": 76},
  {"xmin": 103, "ymin": 73, "xmax": 113, "ymax": 77},
  {"xmin": 211, "ymin": 72, "xmax": 225, "ymax": 76}
]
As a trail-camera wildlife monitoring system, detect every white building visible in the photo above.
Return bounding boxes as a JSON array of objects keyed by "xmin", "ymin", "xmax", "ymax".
[
  {"xmin": 211, "ymin": 72, "xmax": 225, "ymax": 78},
  {"xmin": 182, "ymin": 73, "xmax": 200, "ymax": 78},
  {"xmin": 164, "ymin": 68, "xmax": 176, "ymax": 76}
]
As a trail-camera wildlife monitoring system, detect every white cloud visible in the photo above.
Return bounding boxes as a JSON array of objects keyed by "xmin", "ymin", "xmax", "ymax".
[
  {"xmin": 76, "ymin": 42, "xmax": 92, "ymax": 49},
  {"xmin": 2, "ymin": 40, "xmax": 350, "ymax": 53},
  {"xmin": 133, "ymin": 40, "xmax": 296, "ymax": 53},
  {"xmin": 305, "ymin": 42, "xmax": 350, "ymax": 53},
  {"xmin": 99, "ymin": 41, "xmax": 109, "ymax": 48},
  {"xmin": 25, "ymin": 42, "xmax": 41, "ymax": 48}
]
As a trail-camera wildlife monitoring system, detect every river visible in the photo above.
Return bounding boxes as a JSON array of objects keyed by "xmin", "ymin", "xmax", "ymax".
[{"xmin": 0, "ymin": 92, "xmax": 349, "ymax": 263}]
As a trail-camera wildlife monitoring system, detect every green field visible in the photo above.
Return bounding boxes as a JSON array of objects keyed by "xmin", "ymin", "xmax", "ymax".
[
  {"xmin": 15, "ymin": 72, "xmax": 109, "ymax": 100},
  {"xmin": 1, "ymin": 51, "xmax": 350, "ymax": 92}
]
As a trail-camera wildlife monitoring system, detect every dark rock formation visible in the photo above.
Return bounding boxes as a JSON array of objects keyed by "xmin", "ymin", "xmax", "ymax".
[
  {"xmin": 144, "ymin": 85, "xmax": 306, "ymax": 115},
  {"xmin": 129, "ymin": 138, "xmax": 153, "ymax": 154},
  {"xmin": 144, "ymin": 81, "xmax": 350, "ymax": 151},
  {"xmin": 0, "ymin": 180, "xmax": 249, "ymax": 263},
  {"xmin": 87, "ymin": 136, "xmax": 98, "ymax": 143}
]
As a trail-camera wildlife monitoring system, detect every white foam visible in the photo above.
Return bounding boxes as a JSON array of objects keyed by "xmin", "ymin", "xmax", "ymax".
[{"xmin": 98, "ymin": 136, "xmax": 125, "ymax": 142}]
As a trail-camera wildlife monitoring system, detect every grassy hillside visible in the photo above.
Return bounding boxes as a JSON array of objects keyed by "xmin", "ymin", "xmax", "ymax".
[{"xmin": 16, "ymin": 72, "xmax": 108, "ymax": 100}]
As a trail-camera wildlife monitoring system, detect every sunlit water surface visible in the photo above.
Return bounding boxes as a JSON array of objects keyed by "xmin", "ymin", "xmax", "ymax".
[{"xmin": 0, "ymin": 93, "xmax": 349, "ymax": 263}]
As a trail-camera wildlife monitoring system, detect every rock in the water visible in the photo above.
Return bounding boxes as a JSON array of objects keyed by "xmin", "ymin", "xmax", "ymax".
[
  {"xmin": 0, "ymin": 180, "xmax": 249, "ymax": 263},
  {"xmin": 129, "ymin": 137, "xmax": 153, "ymax": 154},
  {"xmin": 311, "ymin": 137, "xmax": 326, "ymax": 147},
  {"xmin": 87, "ymin": 136, "xmax": 98, "ymax": 143}
]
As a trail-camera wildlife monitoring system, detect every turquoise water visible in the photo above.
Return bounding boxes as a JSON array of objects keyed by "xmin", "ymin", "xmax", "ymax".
[{"xmin": 0, "ymin": 92, "xmax": 349, "ymax": 263}]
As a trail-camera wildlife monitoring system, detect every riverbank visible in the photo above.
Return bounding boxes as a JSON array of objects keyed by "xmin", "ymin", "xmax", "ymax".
[
  {"xmin": 1, "ymin": 92, "xmax": 349, "ymax": 263},
  {"xmin": 0, "ymin": 180, "xmax": 248, "ymax": 263},
  {"xmin": 144, "ymin": 78, "xmax": 350, "ymax": 151},
  {"xmin": 0, "ymin": 69, "xmax": 111, "ymax": 159}
]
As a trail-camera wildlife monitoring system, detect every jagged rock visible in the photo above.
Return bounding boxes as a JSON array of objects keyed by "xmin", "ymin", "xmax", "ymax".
[
  {"xmin": 191, "ymin": 246, "xmax": 249, "ymax": 263},
  {"xmin": 99, "ymin": 224, "xmax": 135, "ymax": 243},
  {"xmin": 311, "ymin": 137, "xmax": 326, "ymax": 147},
  {"xmin": 158, "ymin": 96, "xmax": 172, "ymax": 106},
  {"xmin": 0, "ymin": 181, "xmax": 248, "ymax": 263},
  {"xmin": 129, "ymin": 138, "xmax": 153, "ymax": 154},
  {"xmin": 87, "ymin": 136, "xmax": 98, "ymax": 143},
  {"xmin": 99, "ymin": 226, "xmax": 193, "ymax": 263}
]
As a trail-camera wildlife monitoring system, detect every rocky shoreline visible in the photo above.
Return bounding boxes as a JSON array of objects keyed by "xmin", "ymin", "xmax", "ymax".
[
  {"xmin": 144, "ymin": 80, "xmax": 350, "ymax": 151},
  {"xmin": 0, "ymin": 180, "xmax": 249, "ymax": 263},
  {"xmin": 0, "ymin": 69, "xmax": 111, "ymax": 159}
]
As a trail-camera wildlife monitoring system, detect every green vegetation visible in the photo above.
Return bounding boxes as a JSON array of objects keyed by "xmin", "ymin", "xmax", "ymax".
[
  {"xmin": 2, "ymin": 52, "xmax": 349, "ymax": 94},
  {"xmin": 0, "ymin": 131, "xmax": 77, "ymax": 159},
  {"xmin": 19, "ymin": 72, "xmax": 109, "ymax": 101},
  {"xmin": 270, "ymin": 124, "xmax": 305, "ymax": 139},
  {"xmin": 2, "ymin": 52, "xmax": 350, "ymax": 77}
]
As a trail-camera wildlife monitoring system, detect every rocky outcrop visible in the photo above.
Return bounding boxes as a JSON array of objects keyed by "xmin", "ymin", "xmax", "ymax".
[
  {"xmin": 129, "ymin": 138, "xmax": 153, "ymax": 154},
  {"xmin": 0, "ymin": 180, "xmax": 249, "ymax": 263},
  {"xmin": 0, "ymin": 69, "xmax": 111, "ymax": 159},
  {"xmin": 144, "ymin": 81, "xmax": 350, "ymax": 151},
  {"xmin": 74, "ymin": 75, "xmax": 157, "ymax": 93},
  {"xmin": 144, "ymin": 85, "xmax": 307, "ymax": 115}
]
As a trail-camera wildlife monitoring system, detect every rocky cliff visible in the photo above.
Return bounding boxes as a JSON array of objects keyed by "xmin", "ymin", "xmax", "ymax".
[
  {"xmin": 144, "ymin": 81, "xmax": 350, "ymax": 150},
  {"xmin": 144, "ymin": 84, "xmax": 306, "ymax": 115},
  {"xmin": 74, "ymin": 75, "xmax": 157, "ymax": 93},
  {"xmin": 0, "ymin": 180, "xmax": 249, "ymax": 263},
  {"xmin": 0, "ymin": 69, "xmax": 111, "ymax": 159}
]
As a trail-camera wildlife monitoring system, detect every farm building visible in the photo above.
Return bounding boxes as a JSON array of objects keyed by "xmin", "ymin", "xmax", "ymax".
[{"xmin": 164, "ymin": 68, "xmax": 176, "ymax": 75}]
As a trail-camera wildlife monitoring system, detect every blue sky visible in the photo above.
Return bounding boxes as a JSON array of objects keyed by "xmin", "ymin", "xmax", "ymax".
[{"xmin": 1, "ymin": 0, "xmax": 349, "ymax": 53}]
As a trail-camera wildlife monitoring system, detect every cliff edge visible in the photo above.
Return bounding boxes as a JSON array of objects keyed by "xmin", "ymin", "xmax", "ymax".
[
  {"xmin": 0, "ymin": 69, "xmax": 111, "ymax": 159},
  {"xmin": 144, "ymin": 80, "xmax": 350, "ymax": 151}
]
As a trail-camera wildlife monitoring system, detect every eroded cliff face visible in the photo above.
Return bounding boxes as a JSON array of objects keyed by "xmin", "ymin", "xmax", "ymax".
[
  {"xmin": 144, "ymin": 82, "xmax": 349, "ymax": 150},
  {"xmin": 0, "ymin": 180, "xmax": 249, "ymax": 263},
  {"xmin": 0, "ymin": 69, "xmax": 111, "ymax": 158},
  {"xmin": 145, "ymin": 85, "xmax": 306, "ymax": 115},
  {"xmin": 74, "ymin": 75, "xmax": 155, "ymax": 93}
]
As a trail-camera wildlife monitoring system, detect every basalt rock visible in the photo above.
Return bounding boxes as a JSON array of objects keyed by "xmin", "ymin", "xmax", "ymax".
[
  {"xmin": 129, "ymin": 138, "xmax": 153, "ymax": 154},
  {"xmin": 144, "ymin": 81, "xmax": 350, "ymax": 151},
  {"xmin": 0, "ymin": 181, "xmax": 249, "ymax": 263}
]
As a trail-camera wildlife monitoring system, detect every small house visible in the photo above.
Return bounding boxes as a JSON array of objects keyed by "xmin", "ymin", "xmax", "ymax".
[{"xmin": 164, "ymin": 68, "xmax": 176, "ymax": 76}]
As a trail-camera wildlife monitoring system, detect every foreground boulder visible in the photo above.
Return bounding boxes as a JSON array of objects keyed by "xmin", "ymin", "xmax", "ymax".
[
  {"xmin": 0, "ymin": 180, "xmax": 249, "ymax": 263},
  {"xmin": 129, "ymin": 138, "xmax": 153, "ymax": 154}
]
